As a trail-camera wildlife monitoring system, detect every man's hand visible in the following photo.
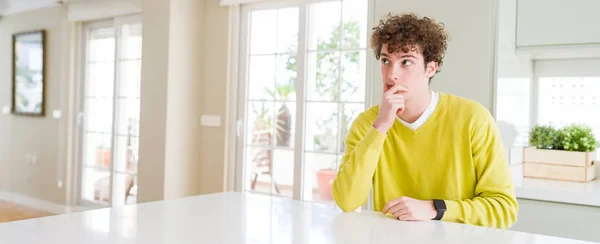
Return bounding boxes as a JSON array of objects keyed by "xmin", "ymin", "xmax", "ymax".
[
  {"xmin": 382, "ymin": 196, "xmax": 437, "ymax": 221},
  {"xmin": 373, "ymin": 85, "xmax": 408, "ymax": 134}
]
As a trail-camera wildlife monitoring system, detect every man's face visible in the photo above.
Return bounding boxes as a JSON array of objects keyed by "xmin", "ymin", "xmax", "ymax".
[{"xmin": 380, "ymin": 44, "xmax": 438, "ymax": 101}]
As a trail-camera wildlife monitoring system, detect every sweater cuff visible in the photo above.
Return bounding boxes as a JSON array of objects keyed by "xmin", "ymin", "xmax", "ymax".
[
  {"xmin": 442, "ymin": 200, "xmax": 461, "ymax": 222},
  {"xmin": 365, "ymin": 126, "xmax": 387, "ymax": 146}
]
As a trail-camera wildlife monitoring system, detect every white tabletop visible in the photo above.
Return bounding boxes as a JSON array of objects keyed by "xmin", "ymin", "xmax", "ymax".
[{"xmin": 0, "ymin": 192, "xmax": 594, "ymax": 244}]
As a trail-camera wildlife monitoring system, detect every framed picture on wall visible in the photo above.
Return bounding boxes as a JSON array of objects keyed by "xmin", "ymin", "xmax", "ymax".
[{"xmin": 12, "ymin": 30, "xmax": 46, "ymax": 116}]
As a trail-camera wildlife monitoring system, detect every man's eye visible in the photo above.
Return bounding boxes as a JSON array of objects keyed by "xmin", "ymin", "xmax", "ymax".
[
  {"xmin": 381, "ymin": 59, "xmax": 389, "ymax": 64},
  {"xmin": 402, "ymin": 60, "xmax": 413, "ymax": 66}
]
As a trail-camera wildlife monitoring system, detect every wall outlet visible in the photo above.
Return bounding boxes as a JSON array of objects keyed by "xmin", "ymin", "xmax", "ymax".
[
  {"xmin": 52, "ymin": 110, "xmax": 62, "ymax": 119},
  {"xmin": 1, "ymin": 105, "xmax": 9, "ymax": 114},
  {"xmin": 57, "ymin": 180, "xmax": 63, "ymax": 189},
  {"xmin": 201, "ymin": 115, "xmax": 222, "ymax": 127},
  {"xmin": 25, "ymin": 154, "xmax": 38, "ymax": 165}
]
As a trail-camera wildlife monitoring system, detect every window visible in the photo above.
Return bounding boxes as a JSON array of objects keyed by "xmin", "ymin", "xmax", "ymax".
[
  {"xmin": 496, "ymin": 59, "xmax": 600, "ymax": 161},
  {"xmin": 77, "ymin": 16, "xmax": 142, "ymax": 207},
  {"xmin": 237, "ymin": 0, "xmax": 368, "ymax": 204},
  {"xmin": 537, "ymin": 77, "xmax": 600, "ymax": 160}
]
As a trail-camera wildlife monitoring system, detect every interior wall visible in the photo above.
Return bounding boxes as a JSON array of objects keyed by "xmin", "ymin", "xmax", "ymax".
[
  {"xmin": 138, "ymin": 0, "xmax": 230, "ymax": 202},
  {"xmin": 199, "ymin": 0, "xmax": 230, "ymax": 195},
  {"xmin": 137, "ymin": 0, "xmax": 170, "ymax": 203},
  {"xmin": 0, "ymin": 6, "xmax": 70, "ymax": 205},
  {"xmin": 163, "ymin": 0, "xmax": 205, "ymax": 200},
  {"xmin": 371, "ymin": 0, "xmax": 498, "ymax": 111}
]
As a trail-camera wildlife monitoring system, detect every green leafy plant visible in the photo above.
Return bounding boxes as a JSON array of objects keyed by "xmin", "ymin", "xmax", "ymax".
[
  {"xmin": 529, "ymin": 125, "xmax": 559, "ymax": 149},
  {"xmin": 556, "ymin": 124, "xmax": 599, "ymax": 152}
]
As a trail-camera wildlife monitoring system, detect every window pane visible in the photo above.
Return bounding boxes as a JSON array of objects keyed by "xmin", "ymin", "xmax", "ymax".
[
  {"xmin": 342, "ymin": 0, "xmax": 368, "ymax": 48},
  {"xmin": 339, "ymin": 103, "xmax": 363, "ymax": 153},
  {"xmin": 340, "ymin": 51, "xmax": 366, "ymax": 102},
  {"xmin": 88, "ymin": 27, "xmax": 115, "ymax": 62},
  {"xmin": 277, "ymin": 8, "xmax": 299, "ymax": 54},
  {"xmin": 82, "ymin": 167, "xmax": 111, "ymax": 204},
  {"xmin": 118, "ymin": 60, "xmax": 141, "ymax": 98},
  {"xmin": 538, "ymin": 77, "xmax": 600, "ymax": 152},
  {"xmin": 247, "ymin": 102, "xmax": 275, "ymax": 146},
  {"xmin": 308, "ymin": 1, "xmax": 342, "ymax": 51},
  {"xmin": 120, "ymin": 23, "xmax": 142, "ymax": 60},
  {"xmin": 496, "ymin": 78, "xmax": 530, "ymax": 147},
  {"xmin": 83, "ymin": 132, "xmax": 112, "ymax": 169},
  {"xmin": 250, "ymin": 10, "xmax": 277, "ymax": 54},
  {"xmin": 275, "ymin": 55, "xmax": 297, "ymax": 101},
  {"xmin": 86, "ymin": 62, "xmax": 115, "ymax": 97},
  {"xmin": 307, "ymin": 52, "xmax": 341, "ymax": 101},
  {"xmin": 115, "ymin": 135, "xmax": 138, "ymax": 174},
  {"xmin": 117, "ymin": 98, "xmax": 140, "ymax": 136},
  {"xmin": 303, "ymin": 153, "xmax": 338, "ymax": 203},
  {"xmin": 245, "ymin": 147, "xmax": 294, "ymax": 198},
  {"xmin": 248, "ymin": 55, "xmax": 276, "ymax": 100},
  {"xmin": 305, "ymin": 102, "xmax": 338, "ymax": 153},
  {"xmin": 272, "ymin": 149, "xmax": 294, "ymax": 198},
  {"xmin": 113, "ymin": 173, "xmax": 137, "ymax": 206},
  {"xmin": 275, "ymin": 102, "xmax": 295, "ymax": 148},
  {"xmin": 85, "ymin": 97, "xmax": 113, "ymax": 133}
]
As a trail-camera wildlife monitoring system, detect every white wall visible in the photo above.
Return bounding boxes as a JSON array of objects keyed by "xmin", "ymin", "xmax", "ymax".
[
  {"xmin": 138, "ymin": 0, "xmax": 230, "ymax": 203},
  {"xmin": 372, "ymin": 0, "xmax": 497, "ymax": 111},
  {"xmin": 137, "ymin": 0, "xmax": 169, "ymax": 203},
  {"xmin": 0, "ymin": 6, "xmax": 71, "ymax": 206},
  {"xmin": 163, "ymin": 0, "xmax": 205, "ymax": 199}
]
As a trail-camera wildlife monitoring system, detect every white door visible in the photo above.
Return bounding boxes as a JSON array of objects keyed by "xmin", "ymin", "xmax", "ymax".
[
  {"xmin": 236, "ymin": 0, "xmax": 369, "ymax": 203},
  {"xmin": 77, "ymin": 15, "xmax": 142, "ymax": 207}
]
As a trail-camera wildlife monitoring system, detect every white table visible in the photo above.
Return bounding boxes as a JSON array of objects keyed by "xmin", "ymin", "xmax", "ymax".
[{"xmin": 0, "ymin": 192, "xmax": 594, "ymax": 244}]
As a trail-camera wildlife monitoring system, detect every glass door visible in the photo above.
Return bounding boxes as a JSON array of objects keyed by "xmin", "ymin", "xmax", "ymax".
[{"xmin": 78, "ymin": 15, "xmax": 142, "ymax": 207}]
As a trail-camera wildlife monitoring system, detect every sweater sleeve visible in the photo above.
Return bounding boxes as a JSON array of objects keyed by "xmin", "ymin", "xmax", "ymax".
[
  {"xmin": 441, "ymin": 112, "xmax": 519, "ymax": 229},
  {"xmin": 332, "ymin": 117, "xmax": 387, "ymax": 212}
]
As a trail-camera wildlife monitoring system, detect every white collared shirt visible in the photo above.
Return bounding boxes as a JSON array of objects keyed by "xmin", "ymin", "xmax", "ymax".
[{"xmin": 396, "ymin": 91, "xmax": 439, "ymax": 130}]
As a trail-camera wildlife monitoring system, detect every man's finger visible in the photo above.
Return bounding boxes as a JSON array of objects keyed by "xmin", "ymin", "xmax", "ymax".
[
  {"xmin": 384, "ymin": 85, "xmax": 408, "ymax": 95},
  {"xmin": 382, "ymin": 198, "xmax": 403, "ymax": 214},
  {"xmin": 397, "ymin": 212, "xmax": 414, "ymax": 221},
  {"xmin": 388, "ymin": 99, "xmax": 405, "ymax": 104},
  {"xmin": 386, "ymin": 94, "xmax": 405, "ymax": 100},
  {"xmin": 387, "ymin": 202, "xmax": 407, "ymax": 215}
]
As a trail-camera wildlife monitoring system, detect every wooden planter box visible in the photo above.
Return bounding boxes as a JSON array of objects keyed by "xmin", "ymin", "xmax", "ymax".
[{"xmin": 523, "ymin": 147, "xmax": 597, "ymax": 182}]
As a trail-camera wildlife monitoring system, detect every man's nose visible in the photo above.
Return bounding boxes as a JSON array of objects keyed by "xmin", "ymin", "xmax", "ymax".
[{"xmin": 387, "ymin": 66, "xmax": 401, "ymax": 81}]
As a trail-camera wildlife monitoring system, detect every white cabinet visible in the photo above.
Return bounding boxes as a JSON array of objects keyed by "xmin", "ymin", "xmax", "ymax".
[
  {"xmin": 511, "ymin": 199, "xmax": 600, "ymax": 243},
  {"xmin": 516, "ymin": 0, "xmax": 600, "ymax": 47}
]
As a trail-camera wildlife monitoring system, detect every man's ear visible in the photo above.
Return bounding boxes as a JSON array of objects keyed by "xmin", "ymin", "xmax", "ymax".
[{"xmin": 425, "ymin": 61, "xmax": 438, "ymax": 78}]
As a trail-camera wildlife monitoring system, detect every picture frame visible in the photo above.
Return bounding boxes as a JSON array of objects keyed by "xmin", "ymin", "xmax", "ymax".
[{"xmin": 12, "ymin": 30, "xmax": 46, "ymax": 116}]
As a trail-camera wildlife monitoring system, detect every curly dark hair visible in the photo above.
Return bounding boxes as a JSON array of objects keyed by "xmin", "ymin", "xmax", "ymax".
[{"xmin": 371, "ymin": 13, "xmax": 449, "ymax": 80}]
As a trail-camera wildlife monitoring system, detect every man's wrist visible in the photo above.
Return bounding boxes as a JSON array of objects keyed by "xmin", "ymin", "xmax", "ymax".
[{"xmin": 373, "ymin": 121, "xmax": 391, "ymax": 134}]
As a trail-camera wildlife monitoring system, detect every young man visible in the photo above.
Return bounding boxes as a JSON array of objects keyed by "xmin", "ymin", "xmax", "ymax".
[{"xmin": 332, "ymin": 13, "xmax": 518, "ymax": 229}]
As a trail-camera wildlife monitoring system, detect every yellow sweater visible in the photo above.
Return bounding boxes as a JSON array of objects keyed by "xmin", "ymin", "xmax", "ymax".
[{"xmin": 332, "ymin": 92, "xmax": 518, "ymax": 229}]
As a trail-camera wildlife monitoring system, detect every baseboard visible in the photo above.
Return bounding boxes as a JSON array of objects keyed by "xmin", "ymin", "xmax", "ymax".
[{"xmin": 0, "ymin": 191, "xmax": 85, "ymax": 214}]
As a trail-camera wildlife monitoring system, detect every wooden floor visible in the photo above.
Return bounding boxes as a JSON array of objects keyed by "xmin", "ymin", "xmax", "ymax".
[{"xmin": 0, "ymin": 201, "xmax": 53, "ymax": 223}]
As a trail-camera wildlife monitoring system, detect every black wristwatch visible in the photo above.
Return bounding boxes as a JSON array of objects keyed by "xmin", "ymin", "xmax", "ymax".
[{"xmin": 432, "ymin": 199, "xmax": 446, "ymax": 220}]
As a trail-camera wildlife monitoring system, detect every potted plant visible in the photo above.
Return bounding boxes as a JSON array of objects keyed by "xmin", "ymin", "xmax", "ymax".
[{"xmin": 524, "ymin": 124, "xmax": 599, "ymax": 182}]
